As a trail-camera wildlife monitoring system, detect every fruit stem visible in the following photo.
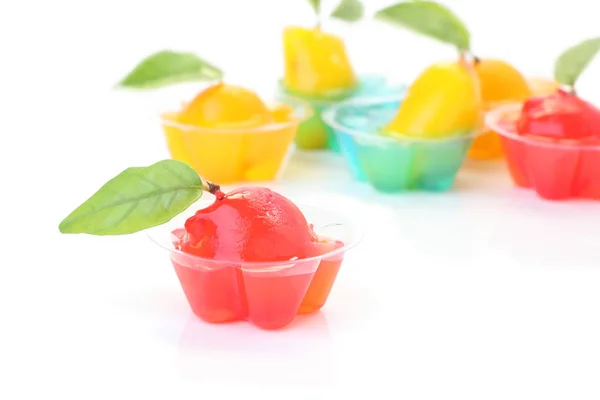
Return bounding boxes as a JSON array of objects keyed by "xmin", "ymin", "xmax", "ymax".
[
  {"xmin": 559, "ymin": 83, "xmax": 577, "ymax": 96},
  {"xmin": 460, "ymin": 50, "xmax": 479, "ymax": 65},
  {"xmin": 203, "ymin": 181, "xmax": 225, "ymax": 200}
]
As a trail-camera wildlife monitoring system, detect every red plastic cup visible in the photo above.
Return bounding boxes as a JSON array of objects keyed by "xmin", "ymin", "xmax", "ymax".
[
  {"xmin": 148, "ymin": 203, "xmax": 361, "ymax": 330},
  {"xmin": 486, "ymin": 103, "xmax": 600, "ymax": 201}
]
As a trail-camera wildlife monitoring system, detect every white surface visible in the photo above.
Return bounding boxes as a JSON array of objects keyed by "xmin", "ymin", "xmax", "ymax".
[{"xmin": 2, "ymin": 0, "xmax": 600, "ymax": 399}]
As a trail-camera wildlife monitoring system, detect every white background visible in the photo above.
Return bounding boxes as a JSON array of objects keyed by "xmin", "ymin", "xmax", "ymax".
[{"xmin": 1, "ymin": 0, "xmax": 600, "ymax": 399}]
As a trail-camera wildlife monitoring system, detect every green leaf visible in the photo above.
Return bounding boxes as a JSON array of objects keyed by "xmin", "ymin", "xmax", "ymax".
[
  {"xmin": 554, "ymin": 37, "xmax": 600, "ymax": 87},
  {"xmin": 374, "ymin": 1, "xmax": 470, "ymax": 52},
  {"xmin": 331, "ymin": 0, "xmax": 364, "ymax": 22},
  {"xmin": 118, "ymin": 50, "xmax": 223, "ymax": 89},
  {"xmin": 307, "ymin": 0, "xmax": 320, "ymax": 14},
  {"xmin": 59, "ymin": 160, "xmax": 203, "ymax": 235}
]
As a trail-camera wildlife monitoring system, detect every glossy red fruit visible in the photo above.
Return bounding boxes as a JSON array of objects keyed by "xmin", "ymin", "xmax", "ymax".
[
  {"xmin": 517, "ymin": 89, "xmax": 600, "ymax": 140},
  {"xmin": 179, "ymin": 187, "xmax": 321, "ymax": 262}
]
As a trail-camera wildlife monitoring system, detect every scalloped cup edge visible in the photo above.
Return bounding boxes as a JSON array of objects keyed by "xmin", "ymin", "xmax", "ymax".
[
  {"xmin": 147, "ymin": 202, "xmax": 363, "ymax": 272},
  {"xmin": 322, "ymin": 96, "xmax": 483, "ymax": 145},
  {"xmin": 276, "ymin": 77, "xmax": 408, "ymax": 107},
  {"xmin": 485, "ymin": 102, "xmax": 600, "ymax": 150},
  {"xmin": 160, "ymin": 100, "xmax": 313, "ymax": 134}
]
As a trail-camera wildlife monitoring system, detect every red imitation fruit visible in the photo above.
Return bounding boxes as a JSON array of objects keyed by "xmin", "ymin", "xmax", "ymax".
[
  {"xmin": 517, "ymin": 89, "xmax": 600, "ymax": 141},
  {"xmin": 179, "ymin": 187, "xmax": 327, "ymax": 261},
  {"xmin": 171, "ymin": 187, "xmax": 344, "ymax": 329}
]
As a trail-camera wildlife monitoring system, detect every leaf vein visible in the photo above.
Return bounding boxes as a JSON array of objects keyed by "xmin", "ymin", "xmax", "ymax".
[
  {"xmin": 102, "ymin": 199, "xmax": 139, "ymax": 234},
  {"xmin": 63, "ymin": 186, "xmax": 201, "ymax": 228}
]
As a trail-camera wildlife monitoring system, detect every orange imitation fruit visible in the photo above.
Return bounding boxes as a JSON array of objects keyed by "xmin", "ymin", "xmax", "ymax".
[
  {"xmin": 179, "ymin": 82, "xmax": 274, "ymax": 128},
  {"xmin": 162, "ymin": 83, "xmax": 298, "ymax": 184},
  {"xmin": 468, "ymin": 59, "xmax": 533, "ymax": 159}
]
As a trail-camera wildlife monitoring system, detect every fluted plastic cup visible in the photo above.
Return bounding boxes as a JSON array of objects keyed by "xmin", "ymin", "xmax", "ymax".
[
  {"xmin": 323, "ymin": 93, "xmax": 403, "ymax": 181},
  {"xmin": 160, "ymin": 101, "xmax": 311, "ymax": 185},
  {"xmin": 486, "ymin": 102, "xmax": 600, "ymax": 201},
  {"xmin": 323, "ymin": 95, "xmax": 479, "ymax": 192},
  {"xmin": 147, "ymin": 202, "xmax": 362, "ymax": 330}
]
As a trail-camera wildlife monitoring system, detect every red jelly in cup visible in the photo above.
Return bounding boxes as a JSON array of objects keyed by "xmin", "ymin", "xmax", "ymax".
[
  {"xmin": 58, "ymin": 158, "xmax": 361, "ymax": 330},
  {"xmin": 486, "ymin": 90, "xmax": 600, "ymax": 200},
  {"xmin": 148, "ymin": 188, "xmax": 361, "ymax": 330}
]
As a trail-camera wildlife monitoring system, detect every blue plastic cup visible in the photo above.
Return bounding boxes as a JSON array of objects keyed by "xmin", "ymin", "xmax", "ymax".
[{"xmin": 323, "ymin": 96, "xmax": 480, "ymax": 193}]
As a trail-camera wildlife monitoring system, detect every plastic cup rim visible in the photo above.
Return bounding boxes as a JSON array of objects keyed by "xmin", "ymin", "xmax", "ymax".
[
  {"xmin": 146, "ymin": 203, "xmax": 364, "ymax": 270},
  {"xmin": 275, "ymin": 77, "xmax": 408, "ymax": 107},
  {"xmin": 485, "ymin": 102, "xmax": 600, "ymax": 150},
  {"xmin": 276, "ymin": 79, "xmax": 356, "ymax": 106},
  {"xmin": 160, "ymin": 100, "xmax": 313, "ymax": 134},
  {"xmin": 322, "ymin": 94, "xmax": 483, "ymax": 144}
]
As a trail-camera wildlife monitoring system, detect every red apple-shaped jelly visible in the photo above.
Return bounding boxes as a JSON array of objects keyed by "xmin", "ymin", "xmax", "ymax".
[
  {"xmin": 179, "ymin": 187, "xmax": 324, "ymax": 262},
  {"xmin": 517, "ymin": 89, "xmax": 600, "ymax": 140}
]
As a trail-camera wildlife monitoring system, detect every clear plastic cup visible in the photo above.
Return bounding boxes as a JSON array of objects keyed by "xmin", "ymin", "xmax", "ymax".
[
  {"xmin": 276, "ymin": 75, "xmax": 406, "ymax": 152},
  {"xmin": 147, "ymin": 202, "xmax": 362, "ymax": 330},
  {"xmin": 323, "ymin": 95, "xmax": 479, "ymax": 193},
  {"xmin": 486, "ymin": 103, "xmax": 600, "ymax": 201},
  {"xmin": 160, "ymin": 101, "xmax": 311, "ymax": 185}
]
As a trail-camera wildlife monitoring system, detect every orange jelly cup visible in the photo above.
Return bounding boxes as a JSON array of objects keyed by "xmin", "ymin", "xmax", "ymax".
[
  {"xmin": 147, "ymin": 202, "xmax": 362, "ymax": 330},
  {"xmin": 486, "ymin": 103, "xmax": 600, "ymax": 201},
  {"xmin": 160, "ymin": 102, "xmax": 311, "ymax": 185}
]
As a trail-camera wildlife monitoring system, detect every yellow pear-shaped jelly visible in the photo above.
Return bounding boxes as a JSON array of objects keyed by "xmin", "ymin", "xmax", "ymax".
[
  {"xmin": 384, "ymin": 60, "xmax": 482, "ymax": 139},
  {"xmin": 283, "ymin": 26, "xmax": 357, "ymax": 95}
]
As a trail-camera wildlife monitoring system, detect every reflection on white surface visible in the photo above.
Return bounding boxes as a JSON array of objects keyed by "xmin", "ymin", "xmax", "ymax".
[
  {"xmin": 176, "ymin": 312, "xmax": 336, "ymax": 387},
  {"xmin": 488, "ymin": 198, "xmax": 600, "ymax": 268}
]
